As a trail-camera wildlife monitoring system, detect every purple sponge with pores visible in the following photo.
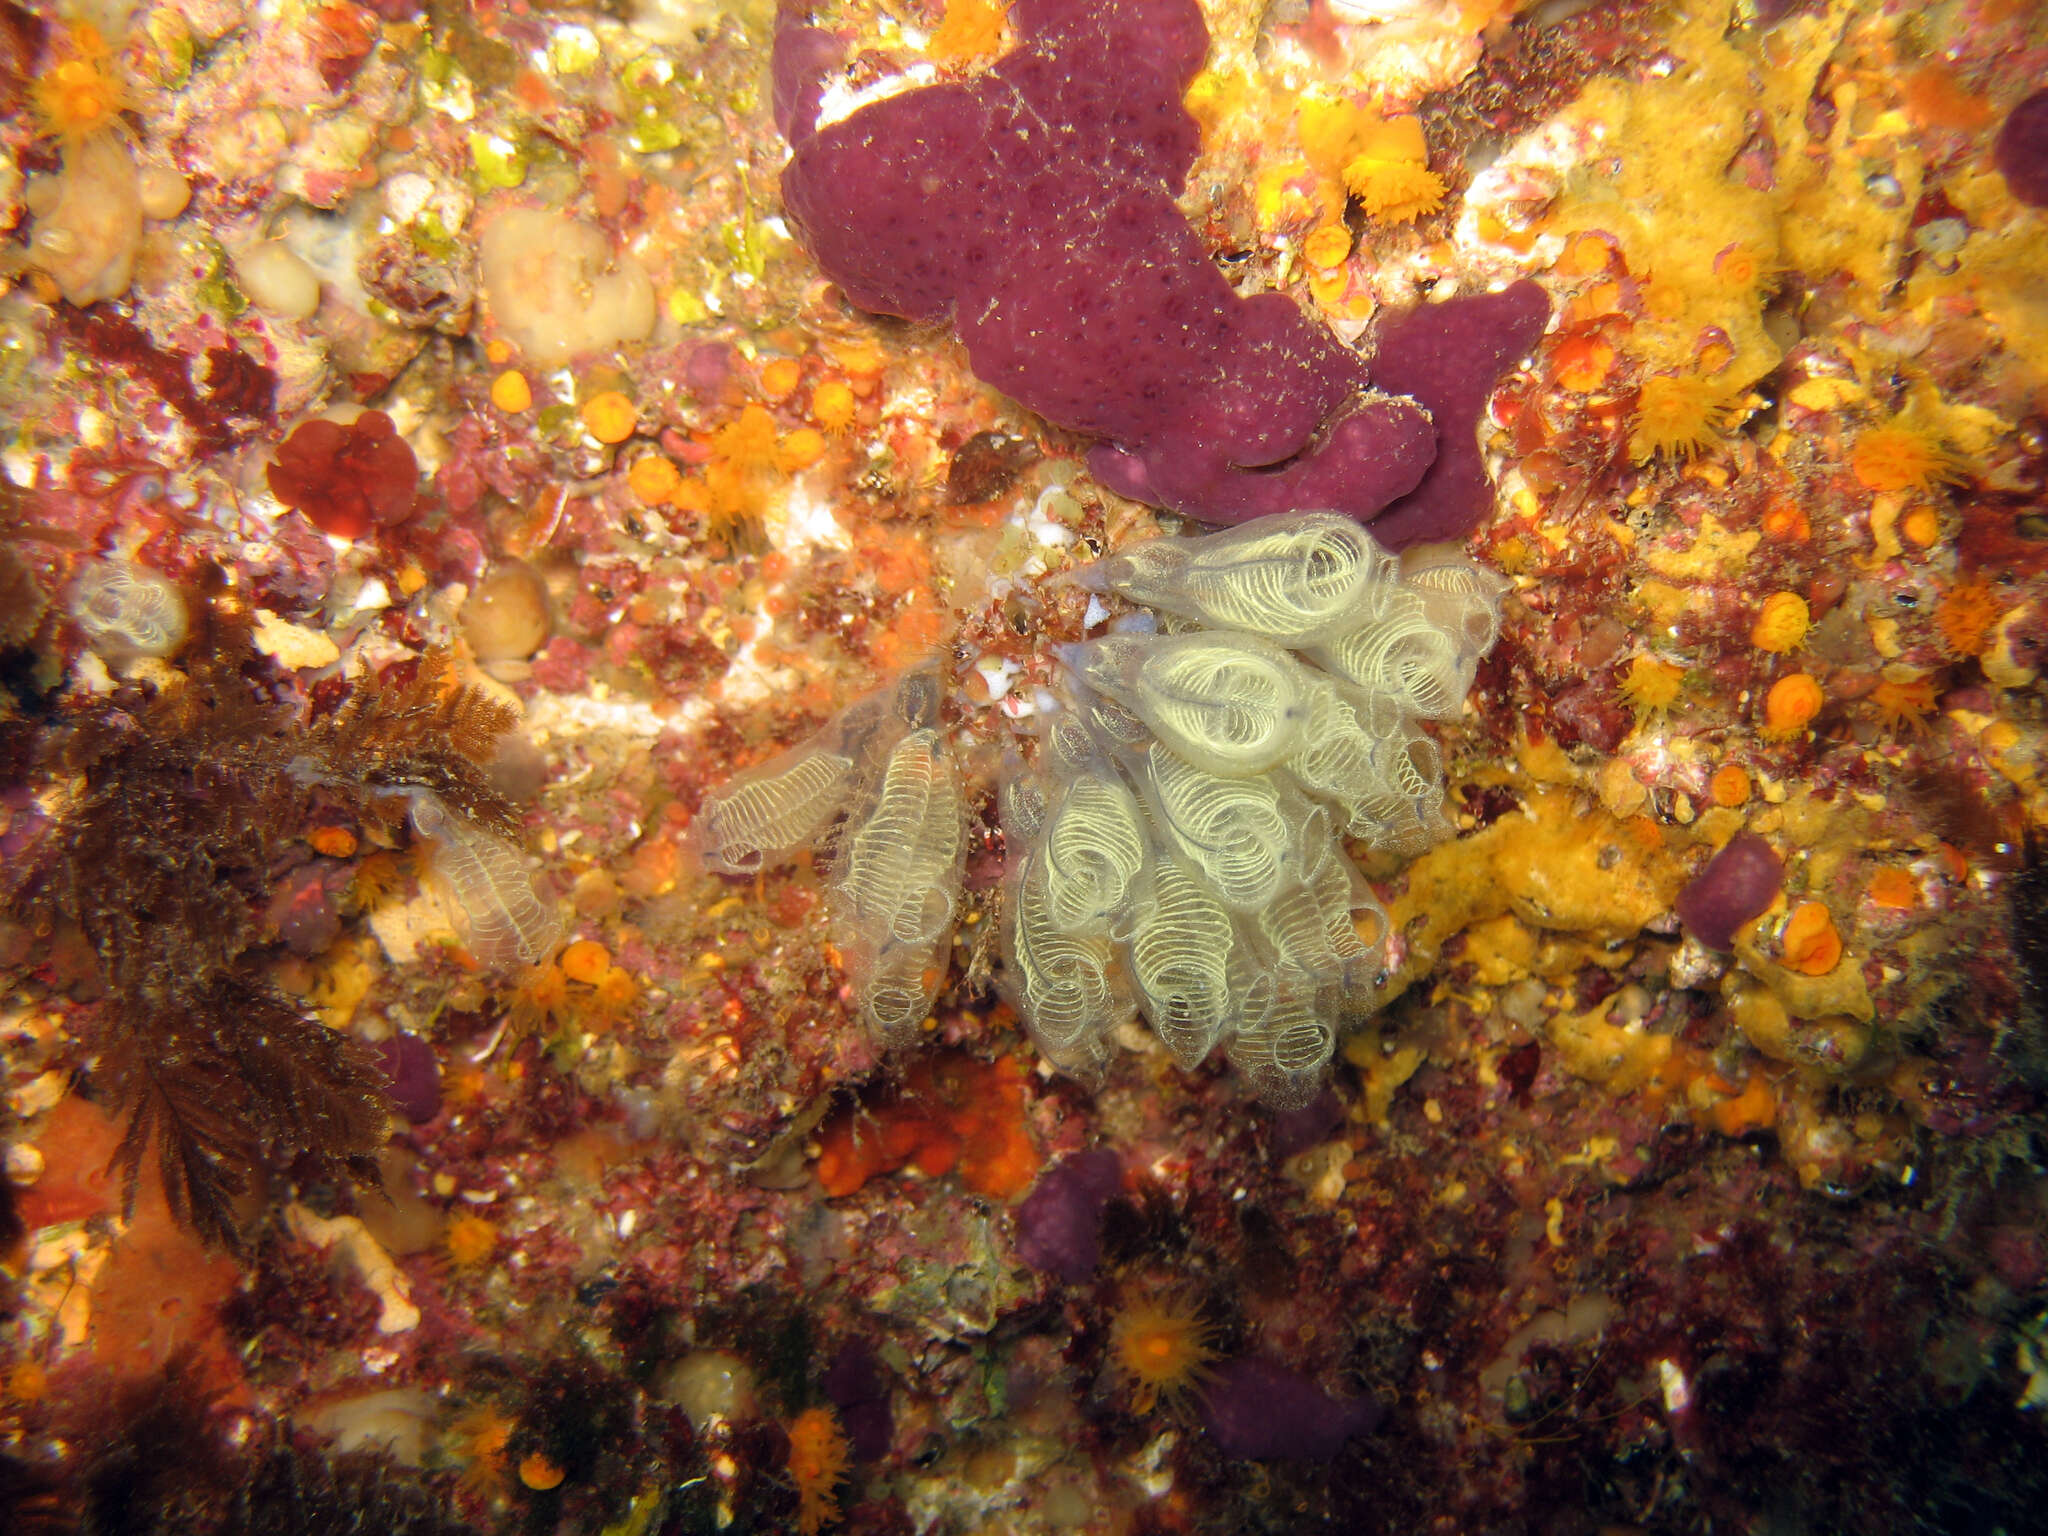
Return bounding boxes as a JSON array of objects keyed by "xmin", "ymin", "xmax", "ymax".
[
  {"xmin": 1994, "ymin": 89, "xmax": 2048, "ymax": 208},
  {"xmin": 1200, "ymin": 1356, "xmax": 1382, "ymax": 1460},
  {"xmin": 1015, "ymin": 1148, "xmax": 1123, "ymax": 1283},
  {"xmin": 1674, "ymin": 832, "xmax": 1785, "ymax": 951},
  {"xmin": 773, "ymin": 0, "xmax": 1547, "ymax": 546}
]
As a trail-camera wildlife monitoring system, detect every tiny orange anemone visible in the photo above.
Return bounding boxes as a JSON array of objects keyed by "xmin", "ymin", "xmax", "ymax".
[
  {"xmin": 810, "ymin": 380, "xmax": 858, "ymax": 434},
  {"xmin": 1618, "ymin": 656, "xmax": 1685, "ymax": 720},
  {"xmin": 1761, "ymin": 673, "xmax": 1824, "ymax": 740},
  {"xmin": 1110, "ymin": 1289, "xmax": 1217, "ymax": 1414},
  {"xmin": 1868, "ymin": 675, "xmax": 1939, "ymax": 736},
  {"xmin": 1867, "ymin": 866, "xmax": 1918, "ymax": 911},
  {"xmin": 1934, "ymin": 581, "xmax": 2001, "ymax": 658},
  {"xmin": 1630, "ymin": 374, "xmax": 1736, "ymax": 461},
  {"xmin": 786, "ymin": 1406, "xmax": 851, "ymax": 1536},
  {"xmin": 1345, "ymin": 156, "xmax": 1445, "ymax": 223},
  {"xmin": 1711, "ymin": 240, "xmax": 1782, "ymax": 295},
  {"xmin": 1851, "ymin": 418, "xmax": 1961, "ymax": 494},
  {"xmin": 927, "ymin": 0, "xmax": 1008, "ymax": 63},
  {"xmin": 1779, "ymin": 901, "xmax": 1842, "ymax": 976},
  {"xmin": 1708, "ymin": 763, "xmax": 1751, "ymax": 807},
  {"xmin": 32, "ymin": 23, "xmax": 129, "ymax": 146},
  {"xmin": 1551, "ymin": 331, "xmax": 1616, "ymax": 393},
  {"xmin": 1751, "ymin": 592, "xmax": 1811, "ymax": 654},
  {"xmin": 445, "ymin": 1211, "xmax": 500, "ymax": 1268}
]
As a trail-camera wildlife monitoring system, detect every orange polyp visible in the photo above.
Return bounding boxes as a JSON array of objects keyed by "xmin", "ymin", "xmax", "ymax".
[
  {"xmin": 787, "ymin": 1406, "xmax": 851, "ymax": 1536},
  {"xmin": 1867, "ymin": 867, "xmax": 1918, "ymax": 910},
  {"xmin": 813, "ymin": 1051, "xmax": 1040, "ymax": 1200},
  {"xmin": 1708, "ymin": 764, "xmax": 1751, "ymax": 807},
  {"xmin": 1851, "ymin": 422, "xmax": 1959, "ymax": 494},
  {"xmin": 560, "ymin": 938, "xmax": 611, "ymax": 985},
  {"xmin": 1557, "ymin": 232, "xmax": 1616, "ymax": 277},
  {"xmin": 1709, "ymin": 1072, "xmax": 1777, "ymax": 1137},
  {"xmin": 1552, "ymin": 332, "xmax": 1616, "ymax": 393},
  {"xmin": 1110, "ymin": 1290, "xmax": 1217, "ymax": 1413},
  {"xmin": 518, "ymin": 1453, "xmax": 566, "ymax": 1491},
  {"xmin": 1934, "ymin": 582, "xmax": 2001, "ymax": 658},
  {"xmin": 1762, "ymin": 673, "xmax": 1823, "ymax": 739},
  {"xmin": 1780, "ymin": 902, "xmax": 1843, "ymax": 975}
]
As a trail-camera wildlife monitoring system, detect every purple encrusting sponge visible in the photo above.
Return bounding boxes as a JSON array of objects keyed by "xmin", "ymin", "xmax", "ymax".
[{"xmin": 772, "ymin": 0, "xmax": 1547, "ymax": 546}]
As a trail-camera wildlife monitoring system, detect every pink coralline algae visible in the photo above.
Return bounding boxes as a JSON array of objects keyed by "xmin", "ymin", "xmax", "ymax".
[{"xmin": 773, "ymin": 0, "xmax": 1548, "ymax": 544}]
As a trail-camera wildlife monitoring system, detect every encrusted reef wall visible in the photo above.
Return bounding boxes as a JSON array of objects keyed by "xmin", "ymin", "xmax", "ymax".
[{"xmin": 2, "ymin": 0, "xmax": 2047, "ymax": 1533}]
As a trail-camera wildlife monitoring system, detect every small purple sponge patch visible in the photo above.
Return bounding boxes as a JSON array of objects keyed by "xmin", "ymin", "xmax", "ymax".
[
  {"xmin": 1015, "ymin": 1147, "xmax": 1123, "ymax": 1283},
  {"xmin": 1674, "ymin": 832, "xmax": 1785, "ymax": 952},
  {"xmin": 373, "ymin": 1031, "xmax": 444, "ymax": 1125},
  {"xmin": 773, "ymin": 0, "xmax": 1548, "ymax": 547},
  {"xmin": 1994, "ymin": 89, "xmax": 2048, "ymax": 209},
  {"xmin": 1200, "ymin": 1356, "xmax": 1382, "ymax": 1460}
]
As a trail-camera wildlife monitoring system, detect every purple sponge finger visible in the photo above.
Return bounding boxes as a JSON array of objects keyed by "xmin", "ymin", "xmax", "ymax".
[
  {"xmin": 774, "ymin": 0, "xmax": 1545, "ymax": 541},
  {"xmin": 1363, "ymin": 279, "xmax": 1551, "ymax": 549}
]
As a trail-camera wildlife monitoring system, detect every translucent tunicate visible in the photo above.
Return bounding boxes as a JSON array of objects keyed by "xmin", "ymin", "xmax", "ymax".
[
  {"xmin": 1000, "ymin": 511, "xmax": 1503, "ymax": 1108},
  {"xmin": 1090, "ymin": 512, "xmax": 1396, "ymax": 646},
  {"xmin": 71, "ymin": 559, "xmax": 188, "ymax": 661},
  {"xmin": 408, "ymin": 793, "xmax": 560, "ymax": 969}
]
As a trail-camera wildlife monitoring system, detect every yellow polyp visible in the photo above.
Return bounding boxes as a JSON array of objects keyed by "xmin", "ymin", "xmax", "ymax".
[
  {"xmin": 580, "ymin": 390, "xmax": 637, "ymax": 444},
  {"xmin": 1761, "ymin": 673, "xmax": 1823, "ymax": 740},
  {"xmin": 1297, "ymin": 97, "xmax": 1365, "ymax": 177},
  {"xmin": 1303, "ymin": 223, "xmax": 1352, "ymax": 271},
  {"xmin": 1183, "ymin": 68, "xmax": 1246, "ymax": 137},
  {"xmin": 757, "ymin": 356, "xmax": 803, "ymax": 399},
  {"xmin": 711, "ymin": 404, "xmax": 782, "ymax": 474},
  {"xmin": 33, "ymin": 23, "xmax": 129, "ymax": 146},
  {"xmin": 1631, "ymin": 373, "xmax": 1737, "ymax": 462},
  {"xmin": 1344, "ymin": 156, "xmax": 1445, "ymax": 224},
  {"xmin": 810, "ymin": 379, "xmax": 857, "ymax": 433},
  {"xmin": 1254, "ymin": 160, "xmax": 1317, "ymax": 233},
  {"xmin": 560, "ymin": 938, "xmax": 611, "ymax": 985},
  {"xmin": 1619, "ymin": 655, "xmax": 1685, "ymax": 720},
  {"xmin": 927, "ymin": 0, "xmax": 1008, "ymax": 63},
  {"xmin": 1557, "ymin": 232, "xmax": 1616, "ymax": 277},
  {"xmin": 780, "ymin": 427, "xmax": 827, "ymax": 470},
  {"xmin": 628, "ymin": 454, "xmax": 682, "ymax": 505},
  {"xmin": 1900, "ymin": 507, "xmax": 1942, "ymax": 548},
  {"xmin": 490, "ymin": 369, "xmax": 533, "ymax": 413},
  {"xmin": 1852, "ymin": 419, "xmax": 1961, "ymax": 493},
  {"xmin": 1750, "ymin": 592, "xmax": 1810, "ymax": 654}
]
